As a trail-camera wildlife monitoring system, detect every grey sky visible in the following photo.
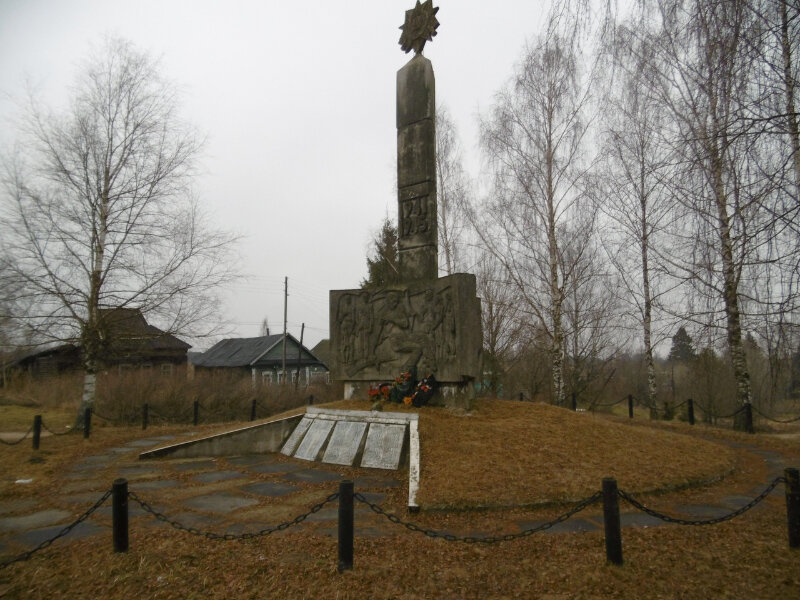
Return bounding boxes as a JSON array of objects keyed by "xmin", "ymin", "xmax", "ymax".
[{"xmin": 0, "ymin": 0, "xmax": 549, "ymax": 350}]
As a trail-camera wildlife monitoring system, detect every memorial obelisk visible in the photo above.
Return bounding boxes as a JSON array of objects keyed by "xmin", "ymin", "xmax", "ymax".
[{"xmin": 330, "ymin": 2, "xmax": 482, "ymax": 403}]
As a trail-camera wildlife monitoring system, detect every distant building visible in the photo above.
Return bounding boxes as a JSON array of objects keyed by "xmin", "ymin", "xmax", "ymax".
[
  {"xmin": 192, "ymin": 334, "xmax": 328, "ymax": 386},
  {"xmin": 0, "ymin": 308, "xmax": 191, "ymax": 382}
]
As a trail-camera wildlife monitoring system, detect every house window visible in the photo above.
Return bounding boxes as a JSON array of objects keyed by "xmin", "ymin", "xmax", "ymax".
[
  {"xmin": 262, "ymin": 371, "xmax": 273, "ymax": 385},
  {"xmin": 291, "ymin": 371, "xmax": 298, "ymax": 384},
  {"xmin": 160, "ymin": 364, "xmax": 173, "ymax": 376}
]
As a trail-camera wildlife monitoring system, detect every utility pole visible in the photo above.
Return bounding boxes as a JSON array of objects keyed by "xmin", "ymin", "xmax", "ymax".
[
  {"xmin": 282, "ymin": 276, "xmax": 288, "ymax": 384},
  {"xmin": 295, "ymin": 323, "xmax": 305, "ymax": 391}
]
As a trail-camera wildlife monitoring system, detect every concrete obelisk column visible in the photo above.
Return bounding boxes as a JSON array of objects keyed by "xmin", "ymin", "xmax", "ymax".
[{"xmin": 397, "ymin": 54, "xmax": 437, "ymax": 282}]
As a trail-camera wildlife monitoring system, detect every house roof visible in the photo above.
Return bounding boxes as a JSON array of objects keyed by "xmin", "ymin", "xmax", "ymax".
[
  {"xmin": 99, "ymin": 308, "xmax": 191, "ymax": 352},
  {"xmin": 193, "ymin": 334, "xmax": 325, "ymax": 368}
]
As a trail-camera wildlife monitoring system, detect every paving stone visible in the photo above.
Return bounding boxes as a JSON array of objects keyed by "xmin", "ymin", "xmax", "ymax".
[
  {"xmin": 63, "ymin": 493, "xmax": 105, "ymax": 506},
  {"xmin": 13, "ymin": 520, "xmax": 106, "ymax": 547},
  {"xmin": 242, "ymin": 482, "xmax": 299, "ymax": 498},
  {"xmin": 0, "ymin": 509, "xmax": 71, "ymax": 532},
  {"xmin": 164, "ymin": 511, "xmax": 217, "ymax": 529},
  {"xmin": 172, "ymin": 460, "xmax": 219, "ymax": 472},
  {"xmin": 74, "ymin": 455, "xmax": 116, "ymax": 467},
  {"xmin": 720, "ymin": 495, "xmax": 761, "ymax": 510},
  {"xmin": 282, "ymin": 468, "xmax": 342, "ymax": 484},
  {"xmin": 109, "ymin": 447, "xmax": 136, "ymax": 454},
  {"xmin": 246, "ymin": 461, "xmax": 303, "ymax": 474},
  {"xmin": 183, "ymin": 493, "xmax": 258, "ymax": 513},
  {"xmin": 62, "ymin": 480, "xmax": 106, "ymax": 493},
  {"xmin": 125, "ymin": 438, "xmax": 168, "ymax": 448},
  {"xmin": 114, "ymin": 466, "xmax": 161, "ymax": 478},
  {"xmin": 131, "ymin": 480, "xmax": 180, "ymax": 491},
  {"xmin": 620, "ymin": 513, "xmax": 664, "ymax": 528},
  {"xmin": 96, "ymin": 501, "xmax": 166, "ymax": 519},
  {"xmin": 227, "ymin": 455, "xmax": 276, "ymax": 467},
  {"xmin": 0, "ymin": 499, "xmax": 38, "ymax": 516},
  {"xmin": 149, "ymin": 435, "xmax": 177, "ymax": 442},
  {"xmin": 192, "ymin": 470, "xmax": 247, "ymax": 483},
  {"xmin": 673, "ymin": 504, "xmax": 731, "ymax": 518}
]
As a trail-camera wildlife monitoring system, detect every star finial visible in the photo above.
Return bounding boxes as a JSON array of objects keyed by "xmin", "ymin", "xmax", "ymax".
[{"xmin": 399, "ymin": 1, "xmax": 440, "ymax": 55}]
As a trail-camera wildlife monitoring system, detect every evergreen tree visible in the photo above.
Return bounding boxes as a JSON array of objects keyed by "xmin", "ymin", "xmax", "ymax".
[
  {"xmin": 668, "ymin": 327, "xmax": 696, "ymax": 362},
  {"xmin": 361, "ymin": 217, "xmax": 400, "ymax": 289}
]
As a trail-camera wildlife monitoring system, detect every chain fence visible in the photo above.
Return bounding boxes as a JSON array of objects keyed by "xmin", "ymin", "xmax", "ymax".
[
  {"xmin": 0, "ymin": 489, "xmax": 111, "ymax": 571},
  {"xmin": 0, "ymin": 426, "xmax": 33, "ymax": 446},
  {"xmin": 751, "ymin": 405, "xmax": 800, "ymax": 424},
  {"xmin": 128, "ymin": 490, "xmax": 340, "ymax": 540},
  {"xmin": 40, "ymin": 419, "xmax": 75, "ymax": 436},
  {"xmin": 355, "ymin": 491, "xmax": 603, "ymax": 543},
  {"xmin": 618, "ymin": 477, "xmax": 785, "ymax": 526}
]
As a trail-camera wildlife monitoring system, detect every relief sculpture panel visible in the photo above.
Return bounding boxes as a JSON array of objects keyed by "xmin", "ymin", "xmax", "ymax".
[{"xmin": 330, "ymin": 274, "xmax": 481, "ymax": 383}]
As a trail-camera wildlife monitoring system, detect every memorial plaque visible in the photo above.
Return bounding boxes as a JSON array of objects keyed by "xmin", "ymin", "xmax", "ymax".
[
  {"xmin": 322, "ymin": 420, "xmax": 368, "ymax": 466},
  {"xmin": 293, "ymin": 419, "xmax": 334, "ymax": 462},
  {"xmin": 361, "ymin": 423, "xmax": 407, "ymax": 470}
]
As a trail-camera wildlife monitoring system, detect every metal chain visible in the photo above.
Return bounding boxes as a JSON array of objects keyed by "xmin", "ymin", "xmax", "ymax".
[
  {"xmin": 751, "ymin": 405, "xmax": 800, "ymax": 424},
  {"xmin": 0, "ymin": 489, "xmax": 112, "ymax": 571},
  {"xmin": 128, "ymin": 490, "xmax": 340, "ymax": 540},
  {"xmin": 41, "ymin": 420, "xmax": 75, "ymax": 436},
  {"xmin": 0, "ymin": 426, "xmax": 33, "ymax": 446},
  {"xmin": 617, "ymin": 477, "xmax": 785, "ymax": 526},
  {"xmin": 691, "ymin": 400, "xmax": 743, "ymax": 420},
  {"xmin": 354, "ymin": 491, "xmax": 603, "ymax": 544}
]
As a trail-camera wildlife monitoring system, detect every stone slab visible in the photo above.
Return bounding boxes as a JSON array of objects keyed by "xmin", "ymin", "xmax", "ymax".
[
  {"xmin": 184, "ymin": 493, "xmax": 258, "ymax": 513},
  {"xmin": 307, "ymin": 407, "xmax": 418, "ymax": 423},
  {"xmin": 247, "ymin": 462, "xmax": 302, "ymax": 474},
  {"xmin": 227, "ymin": 455, "xmax": 277, "ymax": 466},
  {"xmin": 293, "ymin": 419, "xmax": 335, "ymax": 462},
  {"xmin": 0, "ymin": 509, "xmax": 71, "ymax": 532},
  {"xmin": 13, "ymin": 521, "xmax": 105, "ymax": 547},
  {"xmin": 322, "ymin": 420, "xmax": 367, "ymax": 466},
  {"xmin": 282, "ymin": 469, "xmax": 342, "ymax": 484},
  {"xmin": 172, "ymin": 460, "xmax": 219, "ymax": 472},
  {"xmin": 193, "ymin": 470, "xmax": 247, "ymax": 483},
  {"xmin": 131, "ymin": 480, "xmax": 180, "ymax": 491},
  {"xmin": 242, "ymin": 482, "xmax": 299, "ymax": 498},
  {"xmin": 361, "ymin": 423, "xmax": 406, "ymax": 470},
  {"xmin": 281, "ymin": 416, "xmax": 313, "ymax": 456},
  {"xmin": 126, "ymin": 438, "xmax": 166, "ymax": 448},
  {"xmin": 0, "ymin": 499, "xmax": 38, "ymax": 515}
]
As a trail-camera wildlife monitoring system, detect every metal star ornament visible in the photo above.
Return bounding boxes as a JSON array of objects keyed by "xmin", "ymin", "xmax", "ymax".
[{"xmin": 399, "ymin": 1, "xmax": 440, "ymax": 54}]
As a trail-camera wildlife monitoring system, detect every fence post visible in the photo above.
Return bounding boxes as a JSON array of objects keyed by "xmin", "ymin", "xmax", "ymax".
[
  {"xmin": 193, "ymin": 401, "xmax": 199, "ymax": 426},
  {"xmin": 571, "ymin": 393, "xmax": 577, "ymax": 411},
  {"xmin": 687, "ymin": 399, "xmax": 695, "ymax": 426},
  {"xmin": 250, "ymin": 398, "xmax": 257, "ymax": 422},
  {"xmin": 602, "ymin": 478, "xmax": 623, "ymax": 566},
  {"xmin": 83, "ymin": 408, "xmax": 92, "ymax": 439},
  {"xmin": 32, "ymin": 415, "xmax": 42, "ymax": 450},
  {"xmin": 628, "ymin": 395, "xmax": 634, "ymax": 419},
  {"xmin": 744, "ymin": 402, "xmax": 754, "ymax": 434},
  {"xmin": 142, "ymin": 403, "xmax": 149, "ymax": 431},
  {"xmin": 786, "ymin": 468, "xmax": 800, "ymax": 549},
  {"xmin": 338, "ymin": 480, "xmax": 354, "ymax": 572},
  {"xmin": 112, "ymin": 478, "xmax": 129, "ymax": 553}
]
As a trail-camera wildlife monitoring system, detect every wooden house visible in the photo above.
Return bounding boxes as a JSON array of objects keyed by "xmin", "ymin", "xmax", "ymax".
[{"xmin": 192, "ymin": 334, "xmax": 328, "ymax": 386}]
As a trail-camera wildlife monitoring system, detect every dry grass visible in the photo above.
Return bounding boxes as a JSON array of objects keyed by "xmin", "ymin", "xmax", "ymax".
[{"xmin": 1, "ymin": 397, "xmax": 799, "ymax": 598}]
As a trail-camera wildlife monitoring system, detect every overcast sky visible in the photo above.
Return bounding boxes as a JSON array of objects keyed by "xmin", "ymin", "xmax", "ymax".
[{"xmin": 0, "ymin": 0, "xmax": 553, "ymax": 350}]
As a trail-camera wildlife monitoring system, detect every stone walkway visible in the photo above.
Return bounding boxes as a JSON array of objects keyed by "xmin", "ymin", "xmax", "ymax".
[{"xmin": 0, "ymin": 433, "xmax": 791, "ymax": 563}]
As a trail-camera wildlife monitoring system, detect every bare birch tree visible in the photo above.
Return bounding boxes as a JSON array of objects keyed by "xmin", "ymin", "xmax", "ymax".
[
  {"xmin": 478, "ymin": 15, "xmax": 594, "ymax": 406},
  {"xmin": 435, "ymin": 104, "xmax": 470, "ymax": 275},
  {"xmin": 598, "ymin": 20, "xmax": 674, "ymax": 408},
  {"xmin": 0, "ymin": 38, "xmax": 236, "ymax": 424},
  {"xmin": 642, "ymin": 0, "xmax": 778, "ymax": 417}
]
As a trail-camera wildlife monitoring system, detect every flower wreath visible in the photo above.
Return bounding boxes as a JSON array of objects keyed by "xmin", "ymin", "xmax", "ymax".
[{"xmin": 368, "ymin": 367, "xmax": 437, "ymax": 407}]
